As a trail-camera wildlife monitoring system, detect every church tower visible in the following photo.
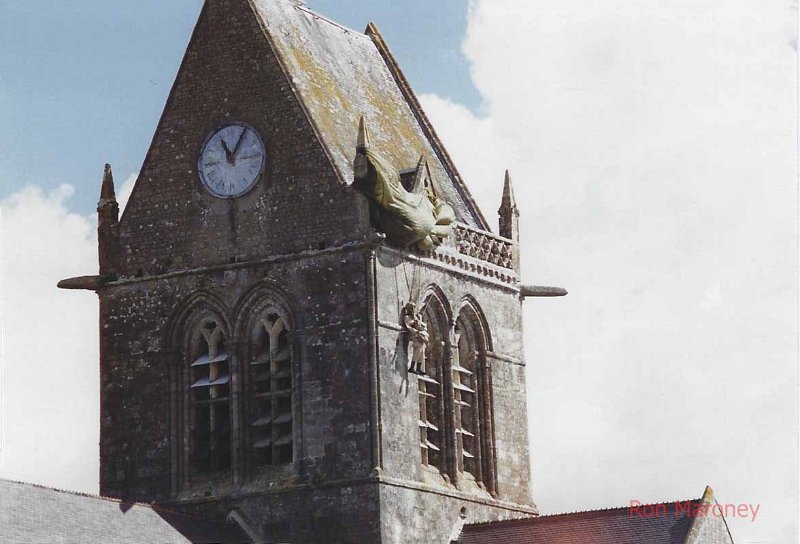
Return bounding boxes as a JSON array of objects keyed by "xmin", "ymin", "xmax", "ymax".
[{"xmin": 59, "ymin": 1, "xmax": 565, "ymax": 542}]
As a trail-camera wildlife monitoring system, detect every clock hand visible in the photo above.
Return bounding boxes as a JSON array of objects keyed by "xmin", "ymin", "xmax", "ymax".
[
  {"xmin": 219, "ymin": 137, "xmax": 234, "ymax": 164},
  {"xmin": 231, "ymin": 127, "xmax": 248, "ymax": 162}
]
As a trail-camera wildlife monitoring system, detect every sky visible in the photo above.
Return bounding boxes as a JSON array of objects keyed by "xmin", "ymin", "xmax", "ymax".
[{"xmin": 0, "ymin": 1, "xmax": 797, "ymax": 543}]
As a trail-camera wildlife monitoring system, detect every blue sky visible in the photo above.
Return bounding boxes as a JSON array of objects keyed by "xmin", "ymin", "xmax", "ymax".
[{"xmin": 0, "ymin": 0, "xmax": 479, "ymax": 215}]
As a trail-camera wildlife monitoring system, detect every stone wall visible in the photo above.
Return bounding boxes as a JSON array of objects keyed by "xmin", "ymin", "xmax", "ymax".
[
  {"xmin": 372, "ymin": 246, "xmax": 537, "ymax": 544},
  {"xmin": 380, "ymin": 485, "xmax": 535, "ymax": 544},
  {"xmin": 99, "ymin": 249, "xmax": 374, "ymax": 502},
  {"xmin": 180, "ymin": 483, "xmax": 383, "ymax": 544},
  {"xmin": 373, "ymin": 247, "xmax": 533, "ymax": 505},
  {"xmin": 99, "ymin": 239, "xmax": 535, "ymax": 543},
  {"xmin": 97, "ymin": 1, "xmax": 536, "ymax": 541}
]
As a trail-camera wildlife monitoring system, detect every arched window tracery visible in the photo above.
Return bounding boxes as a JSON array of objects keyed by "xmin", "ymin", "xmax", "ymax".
[
  {"xmin": 189, "ymin": 317, "xmax": 232, "ymax": 474},
  {"xmin": 247, "ymin": 309, "xmax": 294, "ymax": 469},
  {"xmin": 417, "ymin": 294, "xmax": 449, "ymax": 473},
  {"xmin": 453, "ymin": 301, "xmax": 497, "ymax": 494},
  {"xmin": 171, "ymin": 290, "xmax": 298, "ymax": 490},
  {"xmin": 412, "ymin": 290, "xmax": 498, "ymax": 495}
]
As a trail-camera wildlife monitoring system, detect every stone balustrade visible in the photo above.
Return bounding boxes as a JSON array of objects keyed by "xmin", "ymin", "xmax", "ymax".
[{"xmin": 453, "ymin": 223, "xmax": 516, "ymax": 271}]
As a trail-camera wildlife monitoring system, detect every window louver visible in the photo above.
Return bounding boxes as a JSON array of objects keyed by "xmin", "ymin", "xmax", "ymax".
[{"xmin": 250, "ymin": 314, "xmax": 293, "ymax": 468}]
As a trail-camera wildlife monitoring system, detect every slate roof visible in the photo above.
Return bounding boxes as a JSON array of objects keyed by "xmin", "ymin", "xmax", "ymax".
[
  {"xmin": 249, "ymin": 0, "xmax": 488, "ymax": 229},
  {"xmin": 455, "ymin": 498, "xmax": 703, "ymax": 544},
  {"xmin": 0, "ymin": 479, "xmax": 250, "ymax": 544}
]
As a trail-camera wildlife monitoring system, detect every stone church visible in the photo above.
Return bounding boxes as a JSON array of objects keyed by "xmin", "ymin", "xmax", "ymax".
[{"xmin": 0, "ymin": 0, "xmax": 732, "ymax": 542}]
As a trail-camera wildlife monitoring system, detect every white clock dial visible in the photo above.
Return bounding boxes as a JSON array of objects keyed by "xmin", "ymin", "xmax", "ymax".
[{"xmin": 198, "ymin": 124, "xmax": 266, "ymax": 198}]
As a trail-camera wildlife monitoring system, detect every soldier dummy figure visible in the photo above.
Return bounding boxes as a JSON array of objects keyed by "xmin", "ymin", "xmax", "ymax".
[{"xmin": 402, "ymin": 303, "xmax": 429, "ymax": 375}]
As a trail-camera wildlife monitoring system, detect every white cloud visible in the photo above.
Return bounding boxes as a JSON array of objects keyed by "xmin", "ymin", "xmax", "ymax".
[
  {"xmin": 0, "ymin": 4, "xmax": 793, "ymax": 542},
  {"xmin": 0, "ymin": 185, "xmax": 99, "ymax": 493},
  {"xmin": 419, "ymin": 94, "xmax": 518, "ymax": 220},
  {"xmin": 117, "ymin": 172, "xmax": 137, "ymax": 215},
  {"xmin": 422, "ymin": 1, "xmax": 797, "ymax": 542}
]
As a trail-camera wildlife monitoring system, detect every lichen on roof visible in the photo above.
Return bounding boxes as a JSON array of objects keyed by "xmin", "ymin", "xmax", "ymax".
[{"xmin": 250, "ymin": 0, "xmax": 483, "ymax": 227}]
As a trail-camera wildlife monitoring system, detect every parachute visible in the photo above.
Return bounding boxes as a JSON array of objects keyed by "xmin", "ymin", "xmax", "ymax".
[{"xmin": 353, "ymin": 146, "xmax": 455, "ymax": 251}]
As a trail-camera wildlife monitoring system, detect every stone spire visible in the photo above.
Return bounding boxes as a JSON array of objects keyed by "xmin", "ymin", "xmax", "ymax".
[
  {"xmin": 99, "ymin": 163, "xmax": 117, "ymax": 203},
  {"xmin": 97, "ymin": 164, "xmax": 121, "ymax": 278},
  {"xmin": 498, "ymin": 170, "xmax": 519, "ymax": 241},
  {"xmin": 357, "ymin": 115, "xmax": 371, "ymax": 152}
]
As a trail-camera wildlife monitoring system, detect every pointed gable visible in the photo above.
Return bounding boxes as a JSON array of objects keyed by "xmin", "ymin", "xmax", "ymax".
[
  {"xmin": 116, "ymin": 0, "xmax": 491, "ymax": 276},
  {"xmin": 249, "ymin": 0, "xmax": 488, "ymax": 228},
  {"xmin": 118, "ymin": 0, "xmax": 371, "ymax": 274}
]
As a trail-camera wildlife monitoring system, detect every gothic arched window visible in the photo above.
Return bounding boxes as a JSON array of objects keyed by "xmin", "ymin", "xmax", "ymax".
[
  {"xmin": 417, "ymin": 293, "xmax": 450, "ymax": 474},
  {"xmin": 248, "ymin": 310, "xmax": 294, "ymax": 469},
  {"xmin": 454, "ymin": 318, "xmax": 478, "ymax": 475},
  {"xmin": 189, "ymin": 318, "xmax": 231, "ymax": 474},
  {"xmin": 454, "ymin": 302, "xmax": 496, "ymax": 494}
]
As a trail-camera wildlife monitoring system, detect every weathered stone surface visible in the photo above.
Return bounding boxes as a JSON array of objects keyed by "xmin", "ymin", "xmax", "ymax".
[
  {"xmin": 117, "ymin": 0, "xmax": 371, "ymax": 279},
  {"xmin": 94, "ymin": 0, "xmax": 535, "ymax": 542},
  {"xmin": 373, "ymin": 246, "xmax": 534, "ymax": 510}
]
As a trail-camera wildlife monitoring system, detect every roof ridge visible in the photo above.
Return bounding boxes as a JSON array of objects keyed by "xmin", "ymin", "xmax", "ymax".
[
  {"xmin": 462, "ymin": 494, "xmax": 705, "ymax": 530},
  {"xmin": 538, "ymin": 495, "xmax": 703, "ymax": 518},
  {"xmin": 246, "ymin": 0, "xmax": 348, "ymax": 185},
  {"xmin": 364, "ymin": 22, "xmax": 491, "ymax": 231},
  {"xmin": 0, "ymin": 478, "xmax": 155, "ymax": 509},
  {"xmin": 295, "ymin": 4, "xmax": 365, "ymax": 37},
  {"xmin": 0, "ymin": 477, "xmax": 228, "ymax": 521}
]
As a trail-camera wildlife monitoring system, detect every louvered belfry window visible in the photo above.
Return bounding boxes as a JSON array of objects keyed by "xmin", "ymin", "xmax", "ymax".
[
  {"xmin": 418, "ymin": 301, "xmax": 446, "ymax": 471},
  {"xmin": 454, "ymin": 318, "xmax": 480, "ymax": 479},
  {"xmin": 190, "ymin": 319, "xmax": 231, "ymax": 473},
  {"xmin": 250, "ymin": 312, "xmax": 293, "ymax": 467}
]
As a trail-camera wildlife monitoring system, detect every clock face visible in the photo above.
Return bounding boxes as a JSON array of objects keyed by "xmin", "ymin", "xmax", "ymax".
[{"xmin": 198, "ymin": 124, "xmax": 266, "ymax": 198}]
